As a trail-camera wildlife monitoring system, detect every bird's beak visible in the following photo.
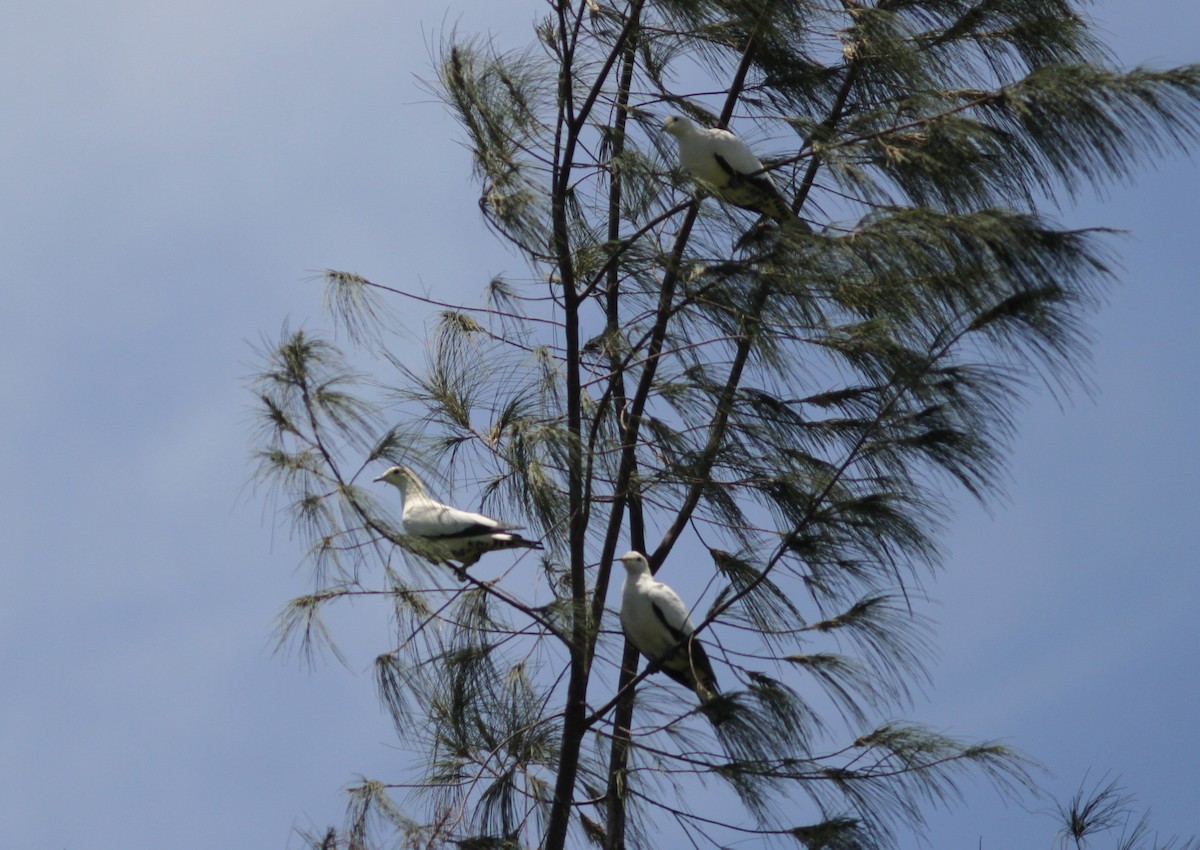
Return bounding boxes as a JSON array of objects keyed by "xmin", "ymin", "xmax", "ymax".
[{"xmin": 372, "ymin": 474, "xmax": 386, "ymax": 483}]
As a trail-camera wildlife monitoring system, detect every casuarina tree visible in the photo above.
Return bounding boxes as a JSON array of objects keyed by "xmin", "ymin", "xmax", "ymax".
[{"xmin": 250, "ymin": 1, "xmax": 1200, "ymax": 847}]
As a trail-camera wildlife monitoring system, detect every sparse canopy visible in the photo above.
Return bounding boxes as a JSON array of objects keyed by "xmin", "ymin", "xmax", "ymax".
[{"xmin": 250, "ymin": 1, "xmax": 1200, "ymax": 848}]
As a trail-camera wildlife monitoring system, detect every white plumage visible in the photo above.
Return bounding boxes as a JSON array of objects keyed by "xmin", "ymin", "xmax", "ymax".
[
  {"xmin": 373, "ymin": 466, "xmax": 542, "ymax": 571},
  {"xmin": 618, "ymin": 550, "xmax": 720, "ymax": 705},
  {"xmin": 663, "ymin": 114, "xmax": 804, "ymax": 229}
]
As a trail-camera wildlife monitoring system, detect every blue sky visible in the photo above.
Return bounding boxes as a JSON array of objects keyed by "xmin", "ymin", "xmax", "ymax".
[{"xmin": 2, "ymin": 1, "xmax": 1196, "ymax": 847}]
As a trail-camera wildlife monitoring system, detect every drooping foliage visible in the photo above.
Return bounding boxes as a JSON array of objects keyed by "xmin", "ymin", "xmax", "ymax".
[{"xmin": 250, "ymin": 1, "xmax": 1200, "ymax": 848}]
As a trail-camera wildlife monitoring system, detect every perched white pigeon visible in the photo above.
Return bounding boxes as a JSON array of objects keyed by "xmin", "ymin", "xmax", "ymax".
[
  {"xmin": 373, "ymin": 466, "xmax": 542, "ymax": 571},
  {"xmin": 618, "ymin": 550, "xmax": 720, "ymax": 705},
  {"xmin": 663, "ymin": 114, "xmax": 805, "ymax": 229}
]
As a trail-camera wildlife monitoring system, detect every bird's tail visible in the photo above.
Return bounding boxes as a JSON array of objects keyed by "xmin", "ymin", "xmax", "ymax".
[
  {"xmin": 779, "ymin": 208, "xmax": 812, "ymax": 232},
  {"xmin": 756, "ymin": 193, "xmax": 798, "ymax": 227},
  {"xmin": 762, "ymin": 197, "xmax": 812, "ymax": 233},
  {"xmin": 697, "ymin": 688, "xmax": 735, "ymax": 727},
  {"xmin": 685, "ymin": 646, "xmax": 726, "ymax": 723},
  {"xmin": 501, "ymin": 533, "xmax": 544, "ymax": 551}
]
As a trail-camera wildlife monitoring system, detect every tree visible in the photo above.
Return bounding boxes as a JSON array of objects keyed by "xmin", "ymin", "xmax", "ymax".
[
  {"xmin": 1051, "ymin": 776, "xmax": 1198, "ymax": 850},
  {"xmin": 250, "ymin": 1, "xmax": 1200, "ymax": 848}
]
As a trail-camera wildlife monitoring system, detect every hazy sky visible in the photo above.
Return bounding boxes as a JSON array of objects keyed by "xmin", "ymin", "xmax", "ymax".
[{"xmin": 2, "ymin": 1, "xmax": 1197, "ymax": 847}]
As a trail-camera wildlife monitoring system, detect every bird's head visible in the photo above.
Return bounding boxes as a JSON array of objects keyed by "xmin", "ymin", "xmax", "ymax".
[
  {"xmin": 373, "ymin": 465, "xmax": 421, "ymax": 493},
  {"xmin": 618, "ymin": 550, "xmax": 651, "ymax": 576},
  {"xmin": 662, "ymin": 114, "xmax": 693, "ymax": 138}
]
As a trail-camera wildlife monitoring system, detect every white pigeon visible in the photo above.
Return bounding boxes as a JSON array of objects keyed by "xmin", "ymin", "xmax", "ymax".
[
  {"xmin": 618, "ymin": 550, "xmax": 720, "ymax": 705},
  {"xmin": 663, "ymin": 114, "xmax": 805, "ymax": 229},
  {"xmin": 373, "ymin": 466, "xmax": 542, "ymax": 571}
]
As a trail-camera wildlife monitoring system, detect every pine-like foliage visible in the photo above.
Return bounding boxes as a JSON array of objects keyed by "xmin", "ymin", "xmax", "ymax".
[{"xmin": 249, "ymin": 2, "xmax": 1200, "ymax": 848}]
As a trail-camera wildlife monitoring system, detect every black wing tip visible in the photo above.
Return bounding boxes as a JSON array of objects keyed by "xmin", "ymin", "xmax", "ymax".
[
  {"xmin": 508, "ymin": 533, "xmax": 544, "ymax": 550},
  {"xmin": 712, "ymin": 151, "xmax": 737, "ymax": 179},
  {"xmin": 650, "ymin": 601, "xmax": 691, "ymax": 643},
  {"xmin": 426, "ymin": 523, "xmax": 499, "ymax": 540}
]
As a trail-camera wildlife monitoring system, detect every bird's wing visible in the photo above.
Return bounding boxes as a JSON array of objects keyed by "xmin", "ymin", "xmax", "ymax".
[
  {"xmin": 648, "ymin": 585, "xmax": 721, "ymax": 698},
  {"xmin": 703, "ymin": 129, "xmax": 788, "ymax": 201},
  {"xmin": 650, "ymin": 599, "xmax": 692, "ymax": 645},
  {"xmin": 645, "ymin": 582, "xmax": 696, "ymax": 638},
  {"xmin": 404, "ymin": 500, "xmax": 514, "ymax": 538},
  {"xmin": 708, "ymin": 130, "xmax": 768, "ymax": 176},
  {"xmin": 714, "ymin": 152, "xmax": 779, "ymax": 194}
]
